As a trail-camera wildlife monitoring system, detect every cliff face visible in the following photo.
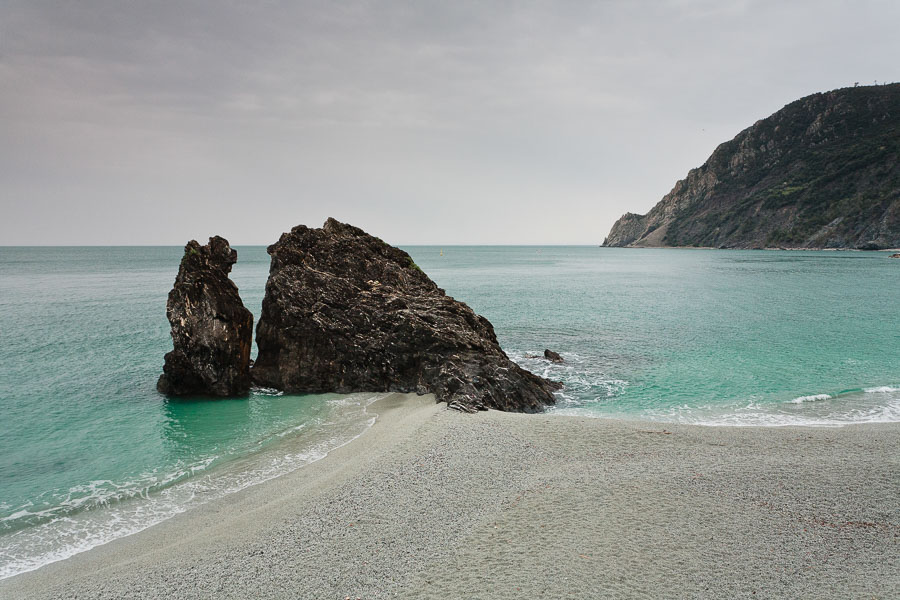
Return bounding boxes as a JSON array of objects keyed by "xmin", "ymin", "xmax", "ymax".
[
  {"xmin": 603, "ymin": 84, "xmax": 900, "ymax": 249},
  {"xmin": 158, "ymin": 237, "xmax": 254, "ymax": 396},
  {"xmin": 252, "ymin": 218, "xmax": 560, "ymax": 412}
]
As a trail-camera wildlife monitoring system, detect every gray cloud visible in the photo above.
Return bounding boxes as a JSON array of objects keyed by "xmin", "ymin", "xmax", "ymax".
[{"xmin": 2, "ymin": 0, "xmax": 898, "ymax": 244}]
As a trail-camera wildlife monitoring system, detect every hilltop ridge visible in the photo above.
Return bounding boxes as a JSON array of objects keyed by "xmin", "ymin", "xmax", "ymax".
[{"xmin": 604, "ymin": 84, "xmax": 900, "ymax": 249}]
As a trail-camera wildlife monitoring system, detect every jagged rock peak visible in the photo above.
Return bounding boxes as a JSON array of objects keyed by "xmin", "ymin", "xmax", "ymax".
[
  {"xmin": 604, "ymin": 83, "xmax": 900, "ymax": 250},
  {"xmin": 157, "ymin": 236, "xmax": 254, "ymax": 397},
  {"xmin": 252, "ymin": 218, "xmax": 561, "ymax": 412}
]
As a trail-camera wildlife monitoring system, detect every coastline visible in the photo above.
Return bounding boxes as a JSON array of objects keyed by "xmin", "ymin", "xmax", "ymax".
[
  {"xmin": 2, "ymin": 393, "xmax": 898, "ymax": 599},
  {"xmin": 603, "ymin": 245, "xmax": 900, "ymax": 252}
]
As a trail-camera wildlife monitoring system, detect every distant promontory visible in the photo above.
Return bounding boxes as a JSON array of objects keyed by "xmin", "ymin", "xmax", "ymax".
[{"xmin": 603, "ymin": 84, "xmax": 900, "ymax": 250}]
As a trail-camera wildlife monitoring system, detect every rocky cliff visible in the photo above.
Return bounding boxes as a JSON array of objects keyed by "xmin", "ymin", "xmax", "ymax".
[
  {"xmin": 604, "ymin": 84, "xmax": 900, "ymax": 249},
  {"xmin": 158, "ymin": 237, "xmax": 254, "ymax": 396},
  {"xmin": 251, "ymin": 218, "xmax": 560, "ymax": 412}
]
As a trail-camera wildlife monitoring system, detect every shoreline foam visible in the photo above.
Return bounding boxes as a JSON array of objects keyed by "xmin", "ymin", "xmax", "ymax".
[
  {"xmin": 0, "ymin": 392, "xmax": 382, "ymax": 581},
  {"xmin": 1, "ymin": 393, "xmax": 897, "ymax": 599}
]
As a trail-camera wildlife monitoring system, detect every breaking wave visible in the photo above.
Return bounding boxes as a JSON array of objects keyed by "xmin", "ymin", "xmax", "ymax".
[
  {"xmin": 0, "ymin": 393, "xmax": 380, "ymax": 580},
  {"xmin": 511, "ymin": 350, "xmax": 900, "ymax": 428}
]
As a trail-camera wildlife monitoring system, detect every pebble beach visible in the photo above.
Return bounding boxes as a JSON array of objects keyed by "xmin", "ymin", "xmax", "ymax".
[{"xmin": 1, "ymin": 392, "xmax": 897, "ymax": 599}]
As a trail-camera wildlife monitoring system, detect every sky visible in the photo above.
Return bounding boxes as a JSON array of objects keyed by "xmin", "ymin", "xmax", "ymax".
[{"xmin": 2, "ymin": 1, "xmax": 898, "ymax": 245}]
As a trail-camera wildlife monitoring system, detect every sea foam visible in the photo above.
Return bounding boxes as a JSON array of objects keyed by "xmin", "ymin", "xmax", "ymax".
[
  {"xmin": 0, "ymin": 393, "xmax": 380, "ymax": 581},
  {"xmin": 789, "ymin": 393, "xmax": 832, "ymax": 404}
]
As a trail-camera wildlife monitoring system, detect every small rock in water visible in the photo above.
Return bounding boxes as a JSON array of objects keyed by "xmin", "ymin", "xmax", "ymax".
[
  {"xmin": 543, "ymin": 349, "xmax": 564, "ymax": 363},
  {"xmin": 889, "ymin": 253, "xmax": 900, "ymax": 258}
]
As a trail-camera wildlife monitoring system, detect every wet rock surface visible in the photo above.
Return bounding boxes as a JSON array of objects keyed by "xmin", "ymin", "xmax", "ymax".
[
  {"xmin": 252, "ymin": 218, "xmax": 560, "ymax": 412},
  {"xmin": 544, "ymin": 349, "xmax": 564, "ymax": 363},
  {"xmin": 158, "ymin": 237, "xmax": 253, "ymax": 396}
]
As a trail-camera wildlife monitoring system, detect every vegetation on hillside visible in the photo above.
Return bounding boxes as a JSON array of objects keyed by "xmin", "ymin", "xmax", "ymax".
[{"xmin": 604, "ymin": 84, "xmax": 900, "ymax": 250}]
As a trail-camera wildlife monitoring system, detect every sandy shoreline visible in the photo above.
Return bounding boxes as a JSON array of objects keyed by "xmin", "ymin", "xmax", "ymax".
[{"xmin": 2, "ymin": 393, "xmax": 898, "ymax": 599}]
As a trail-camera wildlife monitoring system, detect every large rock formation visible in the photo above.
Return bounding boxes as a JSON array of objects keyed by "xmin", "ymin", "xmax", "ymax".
[
  {"xmin": 158, "ymin": 237, "xmax": 254, "ymax": 396},
  {"xmin": 604, "ymin": 83, "xmax": 900, "ymax": 249},
  {"xmin": 252, "ymin": 218, "xmax": 560, "ymax": 412}
]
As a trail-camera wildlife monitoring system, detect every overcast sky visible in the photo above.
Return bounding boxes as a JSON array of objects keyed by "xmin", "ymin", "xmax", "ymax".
[{"xmin": 2, "ymin": 1, "xmax": 898, "ymax": 245}]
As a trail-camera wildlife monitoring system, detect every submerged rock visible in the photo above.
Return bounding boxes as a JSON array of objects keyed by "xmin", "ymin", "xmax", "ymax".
[
  {"xmin": 544, "ymin": 349, "xmax": 564, "ymax": 363},
  {"xmin": 158, "ymin": 237, "xmax": 253, "ymax": 396},
  {"xmin": 890, "ymin": 253, "xmax": 900, "ymax": 258},
  {"xmin": 252, "ymin": 218, "xmax": 560, "ymax": 412}
]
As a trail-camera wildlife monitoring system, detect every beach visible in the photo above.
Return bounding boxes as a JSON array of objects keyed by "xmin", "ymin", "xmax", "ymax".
[{"xmin": 1, "ymin": 393, "xmax": 897, "ymax": 599}]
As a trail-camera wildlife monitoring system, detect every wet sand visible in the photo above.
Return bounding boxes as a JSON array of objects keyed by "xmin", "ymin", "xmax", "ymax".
[{"xmin": 2, "ymin": 393, "xmax": 898, "ymax": 599}]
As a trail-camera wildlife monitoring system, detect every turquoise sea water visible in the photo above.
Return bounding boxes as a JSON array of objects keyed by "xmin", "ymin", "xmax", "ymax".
[{"xmin": 1, "ymin": 245, "xmax": 899, "ymax": 577}]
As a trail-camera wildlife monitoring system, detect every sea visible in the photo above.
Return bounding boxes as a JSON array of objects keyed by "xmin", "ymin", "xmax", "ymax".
[{"xmin": 1, "ymin": 245, "xmax": 899, "ymax": 578}]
